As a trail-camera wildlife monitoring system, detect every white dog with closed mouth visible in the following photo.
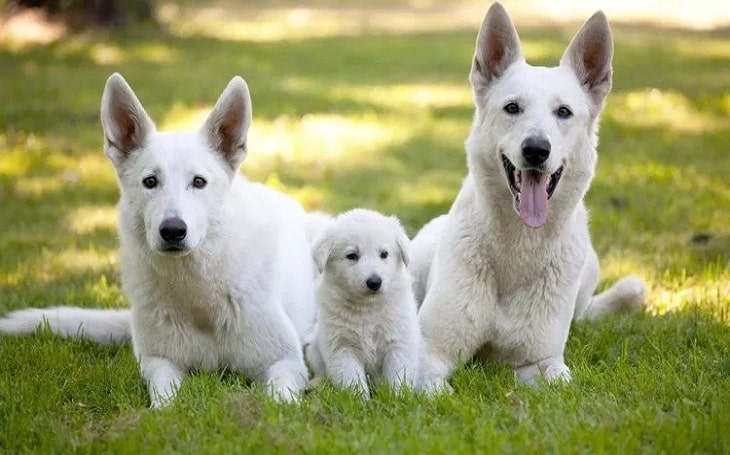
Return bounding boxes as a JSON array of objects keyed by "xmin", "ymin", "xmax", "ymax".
[
  {"xmin": 305, "ymin": 209, "xmax": 420, "ymax": 396},
  {"xmin": 415, "ymin": 3, "xmax": 646, "ymax": 393},
  {"xmin": 0, "ymin": 73, "xmax": 316, "ymax": 407}
]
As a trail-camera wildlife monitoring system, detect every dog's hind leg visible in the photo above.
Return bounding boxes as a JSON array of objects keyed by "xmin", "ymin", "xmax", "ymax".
[
  {"xmin": 573, "ymin": 248, "xmax": 646, "ymax": 322},
  {"xmin": 140, "ymin": 356, "xmax": 184, "ymax": 408}
]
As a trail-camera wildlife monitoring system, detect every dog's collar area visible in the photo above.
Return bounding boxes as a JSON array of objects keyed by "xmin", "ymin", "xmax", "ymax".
[{"xmin": 501, "ymin": 154, "xmax": 563, "ymax": 200}]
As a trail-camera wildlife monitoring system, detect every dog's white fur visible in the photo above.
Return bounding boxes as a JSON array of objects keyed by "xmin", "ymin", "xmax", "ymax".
[
  {"xmin": 0, "ymin": 73, "xmax": 317, "ymax": 407},
  {"xmin": 408, "ymin": 214, "xmax": 447, "ymax": 307},
  {"xmin": 305, "ymin": 209, "xmax": 420, "ymax": 396},
  {"xmin": 415, "ymin": 3, "xmax": 646, "ymax": 393}
]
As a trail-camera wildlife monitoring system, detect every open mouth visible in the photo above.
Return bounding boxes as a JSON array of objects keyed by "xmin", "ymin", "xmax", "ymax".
[{"xmin": 501, "ymin": 154, "xmax": 564, "ymax": 228}]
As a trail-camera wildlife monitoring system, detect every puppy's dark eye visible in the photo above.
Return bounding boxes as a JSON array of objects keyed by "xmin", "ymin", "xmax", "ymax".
[
  {"xmin": 346, "ymin": 252, "xmax": 359, "ymax": 261},
  {"xmin": 380, "ymin": 251, "xmax": 388, "ymax": 259},
  {"xmin": 142, "ymin": 176, "xmax": 157, "ymax": 189},
  {"xmin": 503, "ymin": 102, "xmax": 521, "ymax": 115},
  {"xmin": 192, "ymin": 176, "xmax": 207, "ymax": 189},
  {"xmin": 555, "ymin": 106, "xmax": 573, "ymax": 119}
]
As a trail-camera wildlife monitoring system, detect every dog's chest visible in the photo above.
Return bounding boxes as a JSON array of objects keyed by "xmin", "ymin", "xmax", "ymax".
[
  {"xmin": 358, "ymin": 323, "xmax": 391, "ymax": 374},
  {"xmin": 484, "ymin": 237, "xmax": 586, "ymax": 363},
  {"xmin": 128, "ymin": 261, "xmax": 247, "ymax": 369},
  {"xmin": 327, "ymin": 305, "xmax": 394, "ymax": 374}
]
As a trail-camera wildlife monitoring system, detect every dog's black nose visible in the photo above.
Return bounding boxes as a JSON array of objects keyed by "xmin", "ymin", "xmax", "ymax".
[
  {"xmin": 366, "ymin": 275, "xmax": 382, "ymax": 291},
  {"xmin": 521, "ymin": 136, "xmax": 551, "ymax": 166},
  {"xmin": 159, "ymin": 217, "xmax": 187, "ymax": 243}
]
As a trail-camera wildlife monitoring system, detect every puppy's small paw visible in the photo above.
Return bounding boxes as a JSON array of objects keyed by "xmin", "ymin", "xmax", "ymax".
[{"xmin": 613, "ymin": 275, "xmax": 646, "ymax": 311}]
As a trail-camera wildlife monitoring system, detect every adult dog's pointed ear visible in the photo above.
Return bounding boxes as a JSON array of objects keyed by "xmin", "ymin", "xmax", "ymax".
[
  {"xmin": 202, "ymin": 76, "xmax": 252, "ymax": 174},
  {"xmin": 470, "ymin": 2, "xmax": 524, "ymax": 94},
  {"xmin": 100, "ymin": 73, "xmax": 156, "ymax": 165},
  {"xmin": 560, "ymin": 11, "xmax": 613, "ymax": 107},
  {"xmin": 312, "ymin": 228, "xmax": 335, "ymax": 274}
]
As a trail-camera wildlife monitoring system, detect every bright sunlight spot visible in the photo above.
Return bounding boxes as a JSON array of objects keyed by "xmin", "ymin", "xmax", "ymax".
[
  {"xmin": 160, "ymin": 103, "xmax": 412, "ymax": 175},
  {"xmin": 66, "ymin": 206, "xmax": 118, "ymax": 236},
  {"xmin": 607, "ymin": 88, "xmax": 727, "ymax": 133},
  {"xmin": 53, "ymin": 248, "xmax": 118, "ymax": 274},
  {"xmin": 89, "ymin": 42, "xmax": 178, "ymax": 66},
  {"xmin": 162, "ymin": 3, "xmax": 490, "ymax": 42},
  {"xmin": 324, "ymin": 83, "xmax": 472, "ymax": 111}
]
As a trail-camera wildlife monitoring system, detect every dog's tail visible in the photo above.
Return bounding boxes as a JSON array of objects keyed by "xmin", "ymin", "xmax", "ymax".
[
  {"xmin": 575, "ymin": 275, "xmax": 646, "ymax": 322},
  {"xmin": 0, "ymin": 307, "xmax": 131, "ymax": 345}
]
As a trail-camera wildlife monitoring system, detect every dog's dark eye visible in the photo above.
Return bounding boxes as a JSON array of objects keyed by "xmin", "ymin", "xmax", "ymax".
[
  {"xmin": 142, "ymin": 176, "xmax": 157, "ymax": 189},
  {"xmin": 503, "ymin": 102, "xmax": 521, "ymax": 115},
  {"xmin": 192, "ymin": 176, "xmax": 207, "ymax": 189},
  {"xmin": 556, "ymin": 106, "xmax": 573, "ymax": 119},
  {"xmin": 346, "ymin": 252, "xmax": 359, "ymax": 261},
  {"xmin": 380, "ymin": 251, "xmax": 389, "ymax": 259}
]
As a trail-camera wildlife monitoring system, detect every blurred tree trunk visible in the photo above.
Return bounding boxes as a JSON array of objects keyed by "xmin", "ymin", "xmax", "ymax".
[{"xmin": 4, "ymin": 0, "xmax": 155, "ymax": 28}]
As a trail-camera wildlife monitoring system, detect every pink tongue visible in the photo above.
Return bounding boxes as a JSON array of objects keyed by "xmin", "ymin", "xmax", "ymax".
[{"xmin": 518, "ymin": 171, "xmax": 550, "ymax": 228}]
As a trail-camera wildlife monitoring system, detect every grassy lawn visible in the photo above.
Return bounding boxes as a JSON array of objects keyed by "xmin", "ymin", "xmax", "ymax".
[{"xmin": 1, "ymin": 1, "xmax": 729, "ymax": 452}]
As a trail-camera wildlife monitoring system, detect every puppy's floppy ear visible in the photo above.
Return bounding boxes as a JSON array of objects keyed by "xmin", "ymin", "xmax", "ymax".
[
  {"xmin": 560, "ymin": 11, "xmax": 613, "ymax": 107},
  {"xmin": 100, "ymin": 73, "xmax": 156, "ymax": 166},
  {"xmin": 202, "ymin": 76, "xmax": 252, "ymax": 174},
  {"xmin": 312, "ymin": 227, "xmax": 335, "ymax": 274},
  {"xmin": 390, "ymin": 216, "xmax": 410, "ymax": 267},
  {"xmin": 470, "ymin": 2, "xmax": 524, "ymax": 94}
]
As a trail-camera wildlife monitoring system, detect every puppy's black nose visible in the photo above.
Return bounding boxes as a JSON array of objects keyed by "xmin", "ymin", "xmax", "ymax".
[
  {"xmin": 521, "ymin": 136, "xmax": 551, "ymax": 166},
  {"xmin": 159, "ymin": 217, "xmax": 187, "ymax": 243},
  {"xmin": 366, "ymin": 275, "xmax": 382, "ymax": 291}
]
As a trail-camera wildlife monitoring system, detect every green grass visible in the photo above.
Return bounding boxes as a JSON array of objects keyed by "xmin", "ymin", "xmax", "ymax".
[{"xmin": 1, "ymin": 2, "xmax": 729, "ymax": 453}]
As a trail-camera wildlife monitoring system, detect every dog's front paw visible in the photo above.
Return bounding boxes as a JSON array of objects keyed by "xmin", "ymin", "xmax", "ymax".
[
  {"xmin": 515, "ymin": 359, "xmax": 571, "ymax": 386},
  {"xmin": 543, "ymin": 363, "xmax": 572, "ymax": 384},
  {"xmin": 419, "ymin": 377, "xmax": 454, "ymax": 396},
  {"xmin": 613, "ymin": 275, "xmax": 646, "ymax": 311},
  {"xmin": 149, "ymin": 395, "xmax": 174, "ymax": 409},
  {"xmin": 268, "ymin": 385, "xmax": 301, "ymax": 403}
]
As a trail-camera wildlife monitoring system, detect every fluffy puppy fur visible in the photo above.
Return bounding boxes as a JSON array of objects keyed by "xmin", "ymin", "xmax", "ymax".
[{"xmin": 305, "ymin": 209, "xmax": 420, "ymax": 396}]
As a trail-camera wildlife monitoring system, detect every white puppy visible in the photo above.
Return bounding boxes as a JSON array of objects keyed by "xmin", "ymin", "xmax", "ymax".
[{"xmin": 305, "ymin": 209, "xmax": 420, "ymax": 396}]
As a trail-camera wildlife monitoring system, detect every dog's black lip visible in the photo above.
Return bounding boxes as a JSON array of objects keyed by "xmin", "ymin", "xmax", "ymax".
[
  {"xmin": 159, "ymin": 243, "xmax": 188, "ymax": 255},
  {"xmin": 501, "ymin": 154, "xmax": 564, "ymax": 200}
]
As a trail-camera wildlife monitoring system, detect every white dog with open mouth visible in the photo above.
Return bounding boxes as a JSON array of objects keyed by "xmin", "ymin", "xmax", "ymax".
[
  {"xmin": 305, "ymin": 209, "xmax": 420, "ymax": 396},
  {"xmin": 414, "ymin": 3, "xmax": 646, "ymax": 393},
  {"xmin": 0, "ymin": 73, "xmax": 316, "ymax": 407}
]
